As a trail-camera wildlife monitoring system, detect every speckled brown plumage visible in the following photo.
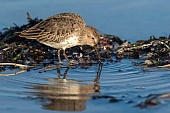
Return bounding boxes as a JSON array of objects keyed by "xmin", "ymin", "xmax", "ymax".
[{"xmin": 19, "ymin": 12, "xmax": 99, "ymax": 63}]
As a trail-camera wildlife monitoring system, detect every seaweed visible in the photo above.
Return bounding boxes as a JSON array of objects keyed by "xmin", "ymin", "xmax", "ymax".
[
  {"xmin": 0, "ymin": 13, "xmax": 120, "ymax": 74},
  {"xmin": 1, "ymin": 12, "xmax": 170, "ymax": 73}
]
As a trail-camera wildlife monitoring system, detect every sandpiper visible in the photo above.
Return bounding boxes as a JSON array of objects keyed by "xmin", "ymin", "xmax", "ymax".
[{"xmin": 19, "ymin": 12, "xmax": 100, "ymax": 63}]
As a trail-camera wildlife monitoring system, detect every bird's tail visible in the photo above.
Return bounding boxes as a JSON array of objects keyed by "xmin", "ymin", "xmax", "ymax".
[{"xmin": 17, "ymin": 28, "xmax": 41, "ymax": 39}]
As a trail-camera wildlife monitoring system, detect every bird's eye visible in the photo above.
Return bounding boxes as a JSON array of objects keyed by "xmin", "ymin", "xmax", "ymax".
[{"xmin": 92, "ymin": 37, "xmax": 94, "ymax": 40}]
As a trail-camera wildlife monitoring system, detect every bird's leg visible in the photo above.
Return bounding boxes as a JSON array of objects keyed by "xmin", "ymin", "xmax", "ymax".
[
  {"xmin": 57, "ymin": 49, "xmax": 62, "ymax": 63},
  {"xmin": 94, "ymin": 61, "xmax": 103, "ymax": 83},
  {"xmin": 92, "ymin": 37, "xmax": 101, "ymax": 62},
  {"xmin": 56, "ymin": 67, "xmax": 61, "ymax": 78},
  {"xmin": 63, "ymin": 49, "xmax": 70, "ymax": 63},
  {"xmin": 94, "ymin": 45, "xmax": 101, "ymax": 63},
  {"xmin": 56, "ymin": 67, "xmax": 69, "ymax": 79},
  {"xmin": 63, "ymin": 67, "xmax": 69, "ymax": 79}
]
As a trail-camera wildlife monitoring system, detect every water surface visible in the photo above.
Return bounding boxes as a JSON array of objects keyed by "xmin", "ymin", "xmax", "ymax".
[
  {"xmin": 1, "ymin": 59, "xmax": 170, "ymax": 113},
  {"xmin": 1, "ymin": 1, "xmax": 170, "ymax": 113}
]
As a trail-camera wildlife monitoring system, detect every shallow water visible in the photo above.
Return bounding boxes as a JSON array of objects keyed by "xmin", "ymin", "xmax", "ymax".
[
  {"xmin": 1, "ymin": 59, "xmax": 170, "ymax": 113},
  {"xmin": 1, "ymin": 1, "xmax": 170, "ymax": 113}
]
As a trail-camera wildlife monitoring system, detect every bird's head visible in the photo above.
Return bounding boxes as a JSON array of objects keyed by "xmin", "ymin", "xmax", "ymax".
[{"xmin": 81, "ymin": 26, "xmax": 100, "ymax": 46}]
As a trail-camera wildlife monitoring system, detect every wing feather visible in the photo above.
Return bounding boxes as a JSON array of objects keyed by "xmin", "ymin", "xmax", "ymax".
[{"xmin": 19, "ymin": 12, "xmax": 86, "ymax": 42}]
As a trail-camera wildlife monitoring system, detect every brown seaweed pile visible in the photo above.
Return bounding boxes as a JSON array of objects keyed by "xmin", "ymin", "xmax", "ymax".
[
  {"xmin": 1, "ymin": 13, "xmax": 170, "ymax": 70},
  {"xmin": 114, "ymin": 36, "xmax": 170, "ymax": 68},
  {"xmin": 0, "ymin": 13, "xmax": 121, "ymax": 72}
]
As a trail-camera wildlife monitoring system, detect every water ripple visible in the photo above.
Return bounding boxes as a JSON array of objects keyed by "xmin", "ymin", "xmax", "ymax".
[{"xmin": 1, "ymin": 59, "xmax": 170, "ymax": 112}]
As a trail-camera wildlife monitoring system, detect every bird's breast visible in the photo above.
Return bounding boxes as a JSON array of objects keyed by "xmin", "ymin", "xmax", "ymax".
[{"xmin": 40, "ymin": 36, "xmax": 81, "ymax": 49}]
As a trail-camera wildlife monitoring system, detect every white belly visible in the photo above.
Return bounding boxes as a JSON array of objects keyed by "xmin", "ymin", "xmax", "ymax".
[{"xmin": 41, "ymin": 36, "xmax": 80, "ymax": 49}]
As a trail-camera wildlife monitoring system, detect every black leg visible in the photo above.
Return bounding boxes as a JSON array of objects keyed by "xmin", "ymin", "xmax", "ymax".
[{"xmin": 94, "ymin": 62, "xmax": 103, "ymax": 83}]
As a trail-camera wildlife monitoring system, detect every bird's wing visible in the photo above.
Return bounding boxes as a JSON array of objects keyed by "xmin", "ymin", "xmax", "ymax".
[{"xmin": 19, "ymin": 13, "xmax": 86, "ymax": 42}]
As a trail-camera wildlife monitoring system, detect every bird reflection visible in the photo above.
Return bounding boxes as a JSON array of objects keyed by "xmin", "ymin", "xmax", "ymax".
[{"xmin": 33, "ymin": 63, "xmax": 102, "ymax": 111}]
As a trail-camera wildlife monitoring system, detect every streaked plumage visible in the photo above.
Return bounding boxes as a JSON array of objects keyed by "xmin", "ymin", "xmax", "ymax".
[{"xmin": 19, "ymin": 12, "xmax": 99, "ymax": 63}]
